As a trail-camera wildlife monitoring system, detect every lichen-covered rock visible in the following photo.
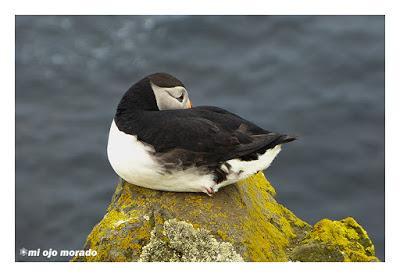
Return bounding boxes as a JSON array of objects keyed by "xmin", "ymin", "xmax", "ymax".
[
  {"xmin": 72, "ymin": 172, "xmax": 378, "ymax": 262},
  {"xmin": 138, "ymin": 219, "xmax": 243, "ymax": 262},
  {"xmin": 289, "ymin": 218, "xmax": 379, "ymax": 262}
]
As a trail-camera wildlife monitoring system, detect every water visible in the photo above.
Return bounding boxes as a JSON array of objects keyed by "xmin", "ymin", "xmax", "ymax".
[{"xmin": 15, "ymin": 16, "xmax": 385, "ymax": 261}]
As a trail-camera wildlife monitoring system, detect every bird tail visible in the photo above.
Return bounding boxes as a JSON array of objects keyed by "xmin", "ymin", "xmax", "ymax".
[{"xmin": 277, "ymin": 134, "xmax": 297, "ymax": 145}]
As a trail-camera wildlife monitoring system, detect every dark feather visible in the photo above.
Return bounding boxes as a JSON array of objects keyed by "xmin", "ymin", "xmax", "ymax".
[{"xmin": 115, "ymin": 106, "xmax": 296, "ymax": 169}]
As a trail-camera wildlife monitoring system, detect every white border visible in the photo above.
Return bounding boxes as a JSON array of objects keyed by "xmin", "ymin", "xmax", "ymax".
[
  {"xmin": 2, "ymin": 0, "xmax": 398, "ymax": 276},
  {"xmin": 3, "ymin": 0, "xmax": 390, "ymax": 15}
]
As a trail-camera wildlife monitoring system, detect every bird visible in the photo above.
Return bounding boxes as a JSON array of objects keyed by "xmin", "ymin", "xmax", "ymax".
[{"xmin": 107, "ymin": 72, "xmax": 296, "ymax": 196}]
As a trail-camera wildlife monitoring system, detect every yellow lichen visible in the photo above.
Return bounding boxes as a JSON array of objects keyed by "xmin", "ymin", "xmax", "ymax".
[
  {"xmin": 73, "ymin": 172, "xmax": 378, "ymax": 262},
  {"xmin": 217, "ymin": 230, "xmax": 229, "ymax": 241},
  {"xmin": 291, "ymin": 217, "xmax": 379, "ymax": 262},
  {"xmin": 236, "ymin": 172, "xmax": 310, "ymax": 261}
]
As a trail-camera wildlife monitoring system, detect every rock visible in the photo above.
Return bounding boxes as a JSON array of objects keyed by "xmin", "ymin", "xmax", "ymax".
[
  {"xmin": 290, "ymin": 218, "xmax": 379, "ymax": 262},
  {"xmin": 138, "ymin": 219, "xmax": 243, "ymax": 262},
  {"xmin": 72, "ymin": 172, "xmax": 378, "ymax": 262}
]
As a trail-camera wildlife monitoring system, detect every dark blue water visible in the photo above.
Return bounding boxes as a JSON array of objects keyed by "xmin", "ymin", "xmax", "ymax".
[{"xmin": 15, "ymin": 16, "xmax": 385, "ymax": 261}]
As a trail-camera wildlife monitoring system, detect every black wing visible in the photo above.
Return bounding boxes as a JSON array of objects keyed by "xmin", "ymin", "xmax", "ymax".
[{"xmin": 120, "ymin": 106, "xmax": 295, "ymax": 168}]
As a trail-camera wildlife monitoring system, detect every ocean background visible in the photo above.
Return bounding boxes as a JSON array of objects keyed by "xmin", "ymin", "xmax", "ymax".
[{"xmin": 15, "ymin": 16, "xmax": 385, "ymax": 261}]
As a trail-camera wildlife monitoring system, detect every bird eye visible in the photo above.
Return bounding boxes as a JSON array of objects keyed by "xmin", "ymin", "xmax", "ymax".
[
  {"xmin": 177, "ymin": 94, "xmax": 184, "ymax": 102},
  {"xmin": 166, "ymin": 87, "xmax": 185, "ymax": 103}
]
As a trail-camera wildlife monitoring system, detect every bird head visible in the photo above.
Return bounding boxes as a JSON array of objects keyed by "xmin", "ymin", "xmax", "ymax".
[{"xmin": 117, "ymin": 73, "xmax": 192, "ymax": 113}]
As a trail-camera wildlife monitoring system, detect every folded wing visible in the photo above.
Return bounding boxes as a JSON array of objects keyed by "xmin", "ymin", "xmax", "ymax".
[{"xmin": 131, "ymin": 106, "xmax": 295, "ymax": 168}]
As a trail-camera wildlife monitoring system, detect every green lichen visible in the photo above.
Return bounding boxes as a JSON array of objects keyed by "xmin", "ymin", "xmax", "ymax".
[
  {"xmin": 290, "ymin": 217, "xmax": 379, "ymax": 262},
  {"xmin": 72, "ymin": 184, "xmax": 153, "ymax": 262},
  {"xmin": 72, "ymin": 172, "xmax": 379, "ymax": 262},
  {"xmin": 237, "ymin": 173, "xmax": 310, "ymax": 261},
  {"xmin": 138, "ymin": 219, "xmax": 243, "ymax": 262}
]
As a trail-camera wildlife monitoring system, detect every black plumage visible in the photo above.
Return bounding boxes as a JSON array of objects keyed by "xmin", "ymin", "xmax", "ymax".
[{"xmin": 114, "ymin": 73, "xmax": 295, "ymax": 178}]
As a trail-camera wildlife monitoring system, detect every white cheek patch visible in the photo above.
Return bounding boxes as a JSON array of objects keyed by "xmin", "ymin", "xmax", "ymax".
[
  {"xmin": 151, "ymin": 82, "xmax": 189, "ymax": 110},
  {"xmin": 165, "ymin": 86, "xmax": 186, "ymax": 99}
]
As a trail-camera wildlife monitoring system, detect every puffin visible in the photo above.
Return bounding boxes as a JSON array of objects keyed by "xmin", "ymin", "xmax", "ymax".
[{"xmin": 107, "ymin": 73, "xmax": 295, "ymax": 196}]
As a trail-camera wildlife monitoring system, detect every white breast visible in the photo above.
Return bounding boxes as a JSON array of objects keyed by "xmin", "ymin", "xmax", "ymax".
[
  {"xmin": 107, "ymin": 120, "xmax": 282, "ymax": 194},
  {"xmin": 107, "ymin": 121, "xmax": 161, "ymax": 183},
  {"xmin": 107, "ymin": 120, "xmax": 214, "ymax": 192}
]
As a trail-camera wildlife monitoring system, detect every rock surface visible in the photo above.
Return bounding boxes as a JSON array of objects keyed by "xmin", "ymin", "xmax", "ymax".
[{"xmin": 72, "ymin": 172, "xmax": 378, "ymax": 262}]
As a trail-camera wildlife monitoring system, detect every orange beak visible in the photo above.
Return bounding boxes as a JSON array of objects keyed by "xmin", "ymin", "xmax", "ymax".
[{"xmin": 188, "ymin": 100, "xmax": 192, "ymax": 108}]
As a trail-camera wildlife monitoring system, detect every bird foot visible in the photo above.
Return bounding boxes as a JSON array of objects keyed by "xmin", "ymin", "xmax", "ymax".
[{"xmin": 202, "ymin": 186, "xmax": 215, "ymax": 197}]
